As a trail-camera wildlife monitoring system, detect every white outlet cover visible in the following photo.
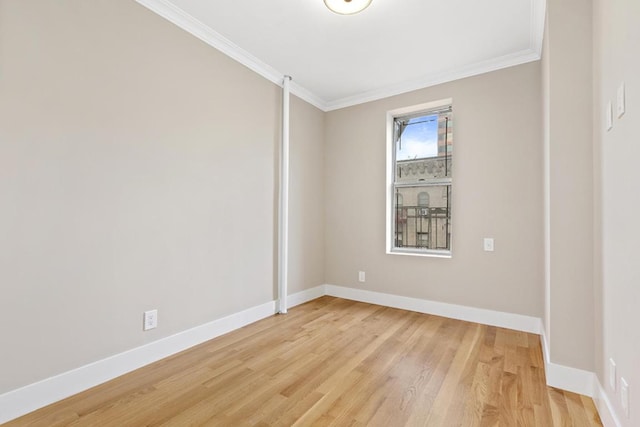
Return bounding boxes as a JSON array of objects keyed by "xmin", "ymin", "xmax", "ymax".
[
  {"xmin": 483, "ymin": 238, "xmax": 494, "ymax": 252},
  {"xmin": 617, "ymin": 83, "xmax": 626, "ymax": 118},
  {"xmin": 621, "ymin": 377, "xmax": 629, "ymax": 418},
  {"xmin": 606, "ymin": 101, "xmax": 613, "ymax": 131},
  {"xmin": 143, "ymin": 309, "xmax": 158, "ymax": 331},
  {"xmin": 358, "ymin": 271, "xmax": 365, "ymax": 282}
]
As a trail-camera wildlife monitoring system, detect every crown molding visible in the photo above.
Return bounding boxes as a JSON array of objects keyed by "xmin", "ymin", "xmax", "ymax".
[
  {"xmin": 134, "ymin": 0, "xmax": 279, "ymax": 82},
  {"xmin": 136, "ymin": 0, "xmax": 545, "ymax": 113},
  {"xmin": 324, "ymin": 49, "xmax": 541, "ymax": 111},
  {"xmin": 134, "ymin": 0, "xmax": 328, "ymax": 111},
  {"xmin": 289, "ymin": 80, "xmax": 327, "ymax": 111}
]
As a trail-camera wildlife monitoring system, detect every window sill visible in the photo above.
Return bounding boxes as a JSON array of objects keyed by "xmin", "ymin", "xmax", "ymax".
[{"xmin": 387, "ymin": 248, "xmax": 452, "ymax": 258}]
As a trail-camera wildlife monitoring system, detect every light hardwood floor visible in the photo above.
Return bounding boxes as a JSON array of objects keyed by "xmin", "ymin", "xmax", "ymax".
[{"xmin": 5, "ymin": 296, "xmax": 602, "ymax": 426}]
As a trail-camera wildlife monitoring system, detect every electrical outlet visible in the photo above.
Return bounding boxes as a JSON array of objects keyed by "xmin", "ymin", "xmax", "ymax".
[
  {"xmin": 621, "ymin": 378, "xmax": 629, "ymax": 418},
  {"xmin": 483, "ymin": 238, "xmax": 494, "ymax": 252},
  {"xmin": 609, "ymin": 358, "xmax": 617, "ymax": 390},
  {"xmin": 358, "ymin": 271, "xmax": 366, "ymax": 283},
  {"xmin": 143, "ymin": 309, "xmax": 158, "ymax": 331}
]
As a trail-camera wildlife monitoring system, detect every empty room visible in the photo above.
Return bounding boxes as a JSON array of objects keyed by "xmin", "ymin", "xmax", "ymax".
[{"xmin": 0, "ymin": 0, "xmax": 638, "ymax": 425}]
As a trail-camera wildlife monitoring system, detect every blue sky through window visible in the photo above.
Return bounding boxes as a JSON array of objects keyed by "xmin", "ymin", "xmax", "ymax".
[{"xmin": 396, "ymin": 114, "xmax": 438, "ymax": 161}]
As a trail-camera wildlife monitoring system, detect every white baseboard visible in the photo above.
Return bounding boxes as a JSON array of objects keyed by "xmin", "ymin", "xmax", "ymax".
[
  {"xmin": 544, "ymin": 361, "xmax": 596, "ymax": 397},
  {"xmin": 1, "ymin": 284, "xmax": 613, "ymax": 426},
  {"xmin": 325, "ymin": 284, "xmax": 620, "ymax": 424},
  {"xmin": 287, "ymin": 285, "xmax": 325, "ymax": 308},
  {"xmin": 594, "ymin": 379, "xmax": 623, "ymax": 427},
  {"xmin": 539, "ymin": 328, "xmax": 597, "ymax": 398},
  {"xmin": 0, "ymin": 287, "xmax": 323, "ymax": 424},
  {"xmin": 324, "ymin": 284, "xmax": 541, "ymax": 334}
]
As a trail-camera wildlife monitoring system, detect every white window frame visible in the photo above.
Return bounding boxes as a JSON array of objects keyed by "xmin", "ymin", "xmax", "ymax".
[{"xmin": 385, "ymin": 98, "xmax": 453, "ymax": 258}]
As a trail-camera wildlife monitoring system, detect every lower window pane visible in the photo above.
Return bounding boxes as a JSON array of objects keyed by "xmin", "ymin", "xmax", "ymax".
[{"xmin": 394, "ymin": 185, "xmax": 451, "ymax": 251}]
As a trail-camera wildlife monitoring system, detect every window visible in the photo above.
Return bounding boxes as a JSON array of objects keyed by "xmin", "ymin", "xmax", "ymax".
[
  {"xmin": 417, "ymin": 192, "xmax": 430, "ymax": 207},
  {"xmin": 386, "ymin": 99, "xmax": 453, "ymax": 257}
]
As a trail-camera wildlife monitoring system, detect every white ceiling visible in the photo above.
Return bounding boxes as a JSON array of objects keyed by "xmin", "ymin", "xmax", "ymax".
[{"xmin": 136, "ymin": 0, "xmax": 546, "ymax": 111}]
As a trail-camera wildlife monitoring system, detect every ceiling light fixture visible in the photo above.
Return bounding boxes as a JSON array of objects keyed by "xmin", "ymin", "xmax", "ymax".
[{"xmin": 324, "ymin": 0, "xmax": 372, "ymax": 15}]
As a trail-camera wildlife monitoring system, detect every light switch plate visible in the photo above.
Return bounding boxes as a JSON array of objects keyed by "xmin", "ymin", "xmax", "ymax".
[
  {"xmin": 617, "ymin": 83, "xmax": 626, "ymax": 118},
  {"xmin": 483, "ymin": 238, "xmax": 494, "ymax": 252},
  {"xmin": 606, "ymin": 101, "xmax": 613, "ymax": 131}
]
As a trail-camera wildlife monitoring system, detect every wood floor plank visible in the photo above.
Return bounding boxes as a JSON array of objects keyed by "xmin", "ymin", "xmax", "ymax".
[
  {"xmin": 549, "ymin": 386, "xmax": 574, "ymax": 427},
  {"xmin": 5, "ymin": 296, "xmax": 602, "ymax": 427}
]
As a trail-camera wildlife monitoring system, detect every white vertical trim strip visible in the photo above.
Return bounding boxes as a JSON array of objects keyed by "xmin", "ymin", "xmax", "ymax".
[{"xmin": 278, "ymin": 76, "xmax": 292, "ymax": 314}]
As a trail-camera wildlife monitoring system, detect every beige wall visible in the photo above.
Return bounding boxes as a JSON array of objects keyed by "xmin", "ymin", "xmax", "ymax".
[
  {"xmin": 593, "ymin": 0, "xmax": 640, "ymax": 424},
  {"xmin": 5, "ymin": 2, "xmax": 636, "ymax": 421},
  {"xmin": 325, "ymin": 62, "xmax": 544, "ymax": 318},
  {"xmin": 289, "ymin": 96, "xmax": 326, "ymax": 293},
  {"xmin": 542, "ymin": 0, "xmax": 595, "ymax": 372},
  {"xmin": 0, "ymin": 0, "xmax": 324, "ymax": 394}
]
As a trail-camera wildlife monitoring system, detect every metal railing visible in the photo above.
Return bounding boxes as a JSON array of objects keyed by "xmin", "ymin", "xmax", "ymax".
[{"xmin": 394, "ymin": 206, "xmax": 451, "ymax": 250}]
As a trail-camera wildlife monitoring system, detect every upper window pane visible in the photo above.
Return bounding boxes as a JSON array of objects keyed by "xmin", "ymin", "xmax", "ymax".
[
  {"xmin": 395, "ymin": 110, "xmax": 453, "ymax": 184},
  {"xmin": 396, "ymin": 114, "xmax": 439, "ymax": 160}
]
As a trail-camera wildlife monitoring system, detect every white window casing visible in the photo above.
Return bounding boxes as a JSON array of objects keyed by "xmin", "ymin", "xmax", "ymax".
[{"xmin": 386, "ymin": 98, "xmax": 453, "ymax": 258}]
